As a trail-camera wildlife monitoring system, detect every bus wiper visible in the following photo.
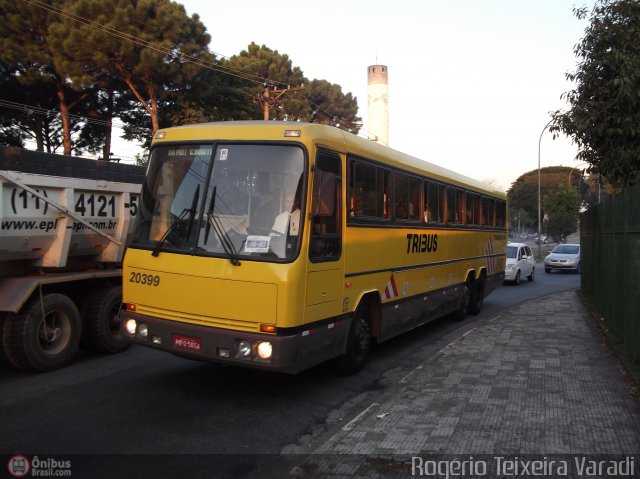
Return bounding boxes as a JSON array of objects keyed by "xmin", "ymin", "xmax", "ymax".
[
  {"xmin": 210, "ymin": 216, "xmax": 241, "ymax": 266},
  {"xmin": 151, "ymin": 185, "xmax": 200, "ymax": 257},
  {"xmin": 203, "ymin": 186, "xmax": 240, "ymax": 266},
  {"xmin": 205, "ymin": 214, "xmax": 241, "ymax": 266},
  {"xmin": 204, "ymin": 186, "xmax": 217, "ymax": 244}
]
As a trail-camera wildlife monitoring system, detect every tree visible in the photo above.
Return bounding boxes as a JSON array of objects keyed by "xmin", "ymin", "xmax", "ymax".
[
  {"xmin": 73, "ymin": 83, "xmax": 126, "ymax": 159},
  {"xmin": 507, "ymin": 166, "xmax": 587, "ymax": 230},
  {"xmin": 301, "ymin": 79, "xmax": 361, "ymax": 133},
  {"xmin": 0, "ymin": 61, "xmax": 74, "ymax": 153},
  {"xmin": 544, "ymin": 188, "xmax": 581, "ymax": 242},
  {"xmin": 223, "ymin": 43, "xmax": 361, "ymax": 132},
  {"xmin": 582, "ymin": 172, "xmax": 617, "ymax": 207},
  {"xmin": 552, "ymin": 0, "xmax": 640, "ymax": 188},
  {"xmin": 223, "ymin": 43, "xmax": 306, "ymax": 120},
  {"xmin": 0, "ymin": 0, "xmax": 88, "ymax": 155},
  {"xmin": 117, "ymin": 65, "xmax": 248, "ymax": 149},
  {"xmin": 51, "ymin": 0, "xmax": 213, "ymax": 138}
]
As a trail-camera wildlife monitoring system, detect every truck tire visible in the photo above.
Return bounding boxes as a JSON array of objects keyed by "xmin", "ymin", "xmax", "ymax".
[
  {"xmin": 335, "ymin": 303, "xmax": 371, "ymax": 374},
  {"xmin": 0, "ymin": 316, "xmax": 12, "ymax": 368},
  {"xmin": 4, "ymin": 293, "xmax": 81, "ymax": 371},
  {"xmin": 81, "ymin": 285, "xmax": 129, "ymax": 354}
]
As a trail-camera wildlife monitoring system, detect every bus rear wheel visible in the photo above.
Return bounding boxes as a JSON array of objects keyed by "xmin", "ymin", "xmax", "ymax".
[
  {"xmin": 453, "ymin": 281, "xmax": 471, "ymax": 321},
  {"xmin": 468, "ymin": 279, "xmax": 484, "ymax": 316},
  {"xmin": 335, "ymin": 303, "xmax": 371, "ymax": 374}
]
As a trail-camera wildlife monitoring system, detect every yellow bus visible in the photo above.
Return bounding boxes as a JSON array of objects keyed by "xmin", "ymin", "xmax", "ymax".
[{"xmin": 120, "ymin": 121, "xmax": 507, "ymax": 373}]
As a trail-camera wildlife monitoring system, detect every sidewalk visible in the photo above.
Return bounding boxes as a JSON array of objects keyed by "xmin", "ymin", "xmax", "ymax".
[{"xmin": 294, "ymin": 290, "xmax": 640, "ymax": 477}]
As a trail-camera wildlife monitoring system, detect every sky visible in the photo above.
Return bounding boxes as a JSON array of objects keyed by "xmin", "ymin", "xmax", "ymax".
[{"xmin": 118, "ymin": 0, "xmax": 595, "ymax": 192}]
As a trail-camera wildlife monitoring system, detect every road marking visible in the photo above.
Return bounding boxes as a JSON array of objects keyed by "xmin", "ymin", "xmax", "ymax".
[
  {"xmin": 342, "ymin": 403, "xmax": 380, "ymax": 431},
  {"xmin": 461, "ymin": 327, "xmax": 476, "ymax": 338},
  {"xmin": 399, "ymin": 365, "xmax": 423, "ymax": 384}
]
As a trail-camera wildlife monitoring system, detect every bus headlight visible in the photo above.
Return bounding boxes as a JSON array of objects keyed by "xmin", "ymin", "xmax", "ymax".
[
  {"xmin": 125, "ymin": 319, "xmax": 137, "ymax": 335},
  {"xmin": 238, "ymin": 340, "xmax": 252, "ymax": 358},
  {"xmin": 257, "ymin": 341, "xmax": 273, "ymax": 360}
]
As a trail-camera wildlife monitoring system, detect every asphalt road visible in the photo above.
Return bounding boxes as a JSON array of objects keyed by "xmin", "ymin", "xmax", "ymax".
[{"xmin": 0, "ymin": 266, "xmax": 580, "ymax": 476}]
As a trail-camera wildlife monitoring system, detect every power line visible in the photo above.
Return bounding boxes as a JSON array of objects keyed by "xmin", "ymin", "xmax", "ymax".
[
  {"xmin": 23, "ymin": 0, "xmax": 286, "ymax": 88},
  {"xmin": 0, "ymin": 99, "xmax": 140, "ymax": 129},
  {"xmin": 17, "ymin": 0, "xmax": 364, "ymax": 136}
]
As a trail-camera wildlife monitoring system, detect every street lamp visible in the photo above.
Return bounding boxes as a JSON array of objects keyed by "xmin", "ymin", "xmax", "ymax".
[
  {"xmin": 568, "ymin": 162, "xmax": 588, "ymax": 189},
  {"xmin": 538, "ymin": 118, "xmax": 553, "ymax": 260}
]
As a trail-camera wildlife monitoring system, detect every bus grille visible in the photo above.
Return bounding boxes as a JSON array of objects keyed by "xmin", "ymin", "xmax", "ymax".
[{"xmin": 137, "ymin": 305, "xmax": 260, "ymax": 333}]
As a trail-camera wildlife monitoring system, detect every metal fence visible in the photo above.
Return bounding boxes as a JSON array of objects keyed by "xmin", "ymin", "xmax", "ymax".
[{"xmin": 581, "ymin": 183, "xmax": 640, "ymax": 364}]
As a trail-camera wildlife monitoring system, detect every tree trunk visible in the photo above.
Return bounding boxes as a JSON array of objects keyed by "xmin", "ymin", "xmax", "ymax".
[
  {"xmin": 102, "ymin": 89, "xmax": 114, "ymax": 161},
  {"xmin": 102, "ymin": 120, "xmax": 112, "ymax": 161},
  {"xmin": 148, "ymin": 84, "xmax": 159, "ymax": 137},
  {"xmin": 56, "ymin": 85, "xmax": 72, "ymax": 155},
  {"xmin": 33, "ymin": 114, "xmax": 44, "ymax": 152},
  {"xmin": 122, "ymin": 76, "xmax": 156, "ymax": 139}
]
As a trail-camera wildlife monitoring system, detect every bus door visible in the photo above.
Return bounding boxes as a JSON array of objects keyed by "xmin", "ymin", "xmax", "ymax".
[{"xmin": 305, "ymin": 149, "xmax": 344, "ymax": 330}]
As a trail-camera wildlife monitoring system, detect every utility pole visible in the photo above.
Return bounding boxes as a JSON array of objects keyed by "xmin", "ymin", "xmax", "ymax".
[{"xmin": 254, "ymin": 84, "xmax": 304, "ymax": 120}]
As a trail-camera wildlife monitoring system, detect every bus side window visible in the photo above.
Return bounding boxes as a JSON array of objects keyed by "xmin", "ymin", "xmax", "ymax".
[
  {"xmin": 393, "ymin": 172, "xmax": 420, "ymax": 222},
  {"xmin": 465, "ymin": 192, "xmax": 473, "ymax": 225},
  {"xmin": 447, "ymin": 187, "xmax": 461, "ymax": 224},
  {"xmin": 424, "ymin": 180, "xmax": 442, "ymax": 223},
  {"xmin": 310, "ymin": 150, "xmax": 342, "ymax": 262}
]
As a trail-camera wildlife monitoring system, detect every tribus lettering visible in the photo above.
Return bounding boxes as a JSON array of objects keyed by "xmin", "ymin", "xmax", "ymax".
[{"xmin": 406, "ymin": 233, "xmax": 438, "ymax": 254}]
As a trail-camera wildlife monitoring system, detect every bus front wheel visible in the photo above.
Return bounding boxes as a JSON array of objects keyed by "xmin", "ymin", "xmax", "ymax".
[{"xmin": 335, "ymin": 303, "xmax": 371, "ymax": 374}]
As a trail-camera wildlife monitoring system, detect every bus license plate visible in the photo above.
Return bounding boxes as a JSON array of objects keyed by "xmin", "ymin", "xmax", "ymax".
[{"xmin": 173, "ymin": 335, "xmax": 202, "ymax": 352}]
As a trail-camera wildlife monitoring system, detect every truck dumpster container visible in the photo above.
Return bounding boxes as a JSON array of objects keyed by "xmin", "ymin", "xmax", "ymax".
[{"xmin": 0, "ymin": 146, "xmax": 144, "ymax": 371}]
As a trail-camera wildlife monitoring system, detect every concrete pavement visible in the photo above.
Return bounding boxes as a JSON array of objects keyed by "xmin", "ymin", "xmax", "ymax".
[{"xmin": 292, "ymin": 290, "xmax": 640, "ymax": 478}]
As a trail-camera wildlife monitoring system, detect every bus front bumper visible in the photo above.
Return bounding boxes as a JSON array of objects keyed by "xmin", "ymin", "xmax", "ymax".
[{"xmin": 119, "ymin": 311, "xmax": 334, "ymax": 374}]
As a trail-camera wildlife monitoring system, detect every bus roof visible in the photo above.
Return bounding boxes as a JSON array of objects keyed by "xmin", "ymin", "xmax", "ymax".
[{"xmin": 152, "ymin": 121, "xmax": 505, "ymax": 198}]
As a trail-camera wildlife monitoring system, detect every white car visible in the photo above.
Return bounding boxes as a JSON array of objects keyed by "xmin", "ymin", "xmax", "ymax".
[
  {"xmin": 504, "ymin": 242, "xmax": 536, "ymax": 285},
  {"xmin": 544, "ymin": 243, "xmax": 581, "ymax": 273}
]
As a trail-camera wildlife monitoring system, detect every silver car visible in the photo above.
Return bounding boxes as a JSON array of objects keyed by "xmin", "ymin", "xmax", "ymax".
[{"xmin": 544, "ymin": 243, "xmax": 581, "ymax": 273}]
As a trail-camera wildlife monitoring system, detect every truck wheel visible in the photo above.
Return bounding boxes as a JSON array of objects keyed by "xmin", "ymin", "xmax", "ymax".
[
  {"xmin": 4, "ymin": 294, "xmax": 81, "ymax": 371},
  {"xmin": 0, "ymin": 316, "xmax": 13, "ymax": 368},
  {"xmin": 335, "ymin": 303, "xmax": 371, "ymax": 374},
  {"xmin": 81, "ymin": 285, "xmax": 129, "ymax": 354}
]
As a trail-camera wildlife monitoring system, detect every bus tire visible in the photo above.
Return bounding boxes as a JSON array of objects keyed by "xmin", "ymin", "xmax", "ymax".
[
  {"xmin": 81, "ymin": 285, "xmax": 130, "ymax": 354},
  {"xmin": 468, "ymin": 278, "xmax": 484, "ymax": 316},
  {"xmin": 453, "ymin": 281, "xmax": 470, "ymax": 321},
  {"xmin": 335, "ymin": 303, "xmax": 371, "ymax": 374},
  {"xmin": 4, "ymin": 294, "xmax": 81, "ymax": 371}
]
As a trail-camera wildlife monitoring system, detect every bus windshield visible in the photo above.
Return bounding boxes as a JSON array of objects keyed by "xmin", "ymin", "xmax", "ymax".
[{"xmin": 132, "ymin": 143, "xmax": 305, "ymax": 261}]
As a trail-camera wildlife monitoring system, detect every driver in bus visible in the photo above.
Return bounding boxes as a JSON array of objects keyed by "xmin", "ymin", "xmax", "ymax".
[{"xmin": 272, "ymin": 192, "xmax": 300, "ymax": 236}]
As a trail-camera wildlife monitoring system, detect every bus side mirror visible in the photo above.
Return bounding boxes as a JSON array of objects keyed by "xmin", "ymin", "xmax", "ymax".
[{"xmin": 311, "ymin": 170, "xmax": 336, "ymax": 216}]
